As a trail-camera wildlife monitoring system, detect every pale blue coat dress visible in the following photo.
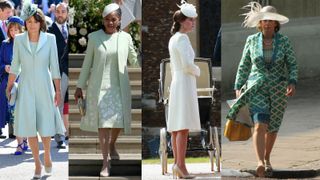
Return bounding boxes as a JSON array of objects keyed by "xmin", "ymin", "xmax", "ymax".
[{"xmin": 10, "ymin": 32, "xmax": 66, "ymax": 137}]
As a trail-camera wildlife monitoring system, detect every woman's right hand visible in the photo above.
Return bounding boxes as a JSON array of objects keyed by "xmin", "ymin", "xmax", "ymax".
[
  {"xmin": 74, "ymin": 88, "xmax": 83, "ymax": 103},
  {"xmin": 235, "ymin": 90, "xmax": 241, "ymax": 98}
]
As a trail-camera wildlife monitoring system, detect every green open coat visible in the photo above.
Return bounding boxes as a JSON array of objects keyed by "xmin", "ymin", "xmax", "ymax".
[{"xmin": 77, "ymin": 30, "xmax": 138, "ymax": 134}]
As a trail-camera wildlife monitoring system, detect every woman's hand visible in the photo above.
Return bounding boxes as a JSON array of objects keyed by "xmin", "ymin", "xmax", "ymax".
[
  {"xmin": 235, "ymin": 90, "xmax": 241, "ymax": 98},
  {"xmin": 74, "ymin": 88, "xmax": 83, "ymax": 103},
  {"xmin": 286, "ymin": 84, "xmax": 296, "ymax": 97},
  {"xmin": 54, "ymin": 91, "xmax": 61, "ymax": 106},
  {"xmin": 5, "ymin": 65, "xmax": 10, "ymax": 73}
]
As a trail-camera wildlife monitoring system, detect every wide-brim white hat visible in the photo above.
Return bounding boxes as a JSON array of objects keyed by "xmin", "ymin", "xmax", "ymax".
[
  {"xmin": 178, "ymin": 0, "xmax": 197, "ymax": 18},
  {"xmin": 242, "ymin": 2, "xmax": 289, "ymax": 28}
]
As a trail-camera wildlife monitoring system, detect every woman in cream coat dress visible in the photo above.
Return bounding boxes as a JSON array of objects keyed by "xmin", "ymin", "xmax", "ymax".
[
  {"xmin": 74, "ymin": 3, "xmax": 138, "ymax": 177},
  {"xmin": 167, "ymin": 1, "xmax": 201, "ymax": 179}
]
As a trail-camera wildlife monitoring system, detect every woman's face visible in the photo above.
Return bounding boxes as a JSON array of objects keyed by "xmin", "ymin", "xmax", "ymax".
[
  {"xmin": 260, "ymin": 20, "xmax": 277, "ymax": 34},
  {"xmin": 9, "ymin": 24, "xmax": 21, "ymax": 39},
  {"xmin": 26, "ymin": 16, "xmax": 40, "ymax": 34},
  {"xmin": 180, "ymin": 17, "xmax": 196, "ymax": 33},
  {"xmin": 103, "ymin": 11, "xmax": 120, "ymax": 34}
]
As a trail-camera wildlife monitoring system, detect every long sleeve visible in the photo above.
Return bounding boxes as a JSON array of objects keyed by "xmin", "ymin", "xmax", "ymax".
[
  {"xmin": 176, "ymin": 35, "xmax": 200, "ymax": 77},
  {"xmin": 127, "ymin": 34, "xmax": 139, "ymax": 67},
  {"xmin": 10, "ymin": 38, "xmax": 21, "ymax": 76},
  {"xmin": 0, "ymin": 42, "xmax": 6, "ymax": 76},
  {"xmin": 234, "ymin": 36, "xmax": 252, "ymax": 90},
  {"xmin": 284, "ymin": 37, "xmax": 298, "ymax": 85},
  {"xmin": 77, "ymin": 33, "xmax": 94, "ymax": 89},
  {"xmin": 49, "ymin": 35, "xmax": 61, "ymax": 79}
]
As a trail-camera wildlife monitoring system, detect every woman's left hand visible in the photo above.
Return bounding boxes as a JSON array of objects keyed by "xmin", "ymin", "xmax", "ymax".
[
  {"xmin": 55, "ymin": 91, "xmax": 61, "ymax": 106},
  {"xmin": 286, "ymin": 84, "xmax": 296, "ymax": 97}
]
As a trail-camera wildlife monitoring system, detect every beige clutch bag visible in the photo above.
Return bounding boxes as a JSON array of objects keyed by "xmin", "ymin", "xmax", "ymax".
[{"xmin": 77, "ymin": 98, "xmax": 86, "ymax": 116}]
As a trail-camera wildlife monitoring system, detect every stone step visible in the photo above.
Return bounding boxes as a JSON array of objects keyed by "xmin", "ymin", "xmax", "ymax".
[
  {"xmin": 69, "ymin": 121, "xmax": 141, "ymax": 137},
  {"xmin": 69, "ymin": 153, "xmax": 141, "ymax": 177},
  {"xmin": 69, "ymin": 108, "xmax": 141, "ymax": 123},
  {"xmin": 68, "ymin": 80, "xmax": 142, "ymax": 91},
  {"xmin": 69, "ymin": 68, "xmax": 141, "ymax": 81},
  {"xmin": 69, "ymin": 136, "xmax": 141, "ymax": 154}
]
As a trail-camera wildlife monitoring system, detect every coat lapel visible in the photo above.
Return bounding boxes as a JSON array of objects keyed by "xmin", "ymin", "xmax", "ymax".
[
  {"xmin": 36, "ymin": 31, "xmax": 47, "ymax": 53},
  {"xmin": 21, "ymin": 32, "xmax": 32, "ymax": 54}
]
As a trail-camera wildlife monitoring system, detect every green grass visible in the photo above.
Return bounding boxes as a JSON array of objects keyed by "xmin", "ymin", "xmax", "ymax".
[{"xmin": 142, "ymin": 157, "xmax": 210, "ymax": 164}]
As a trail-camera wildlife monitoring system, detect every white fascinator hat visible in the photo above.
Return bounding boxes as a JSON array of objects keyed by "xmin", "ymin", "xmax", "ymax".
[
  {"xmin": 242, "ymin": 2, "xmax": 289, "ymax": 28},
  {"xmin": 178, "ymin": 0, "xmax": 197, "ymax": 18},
  {"xmin": 102, "ymin": 3, "xmax": 120, "ymax": 18}
]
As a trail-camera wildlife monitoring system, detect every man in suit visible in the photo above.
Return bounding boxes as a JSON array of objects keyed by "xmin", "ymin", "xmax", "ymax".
[
  {"xmin": 0, "ymin": 0, "xmax": 13, "ymax": 139},
  {"xmin": 48, "ymin": 2, "xmax": 68, "ymax": 148}
]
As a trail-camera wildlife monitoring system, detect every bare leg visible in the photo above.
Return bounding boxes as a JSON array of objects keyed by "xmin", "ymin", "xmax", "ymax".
[
  {"xmin": 171, "ymin": 131, "xmax": 177, "ymax": 165},
  {"xmin": 63, "ymin": 114, "xmax": 69, "ymax": 137},
  {"xmin": 176, "ymin": 129, "xmax": 189, "ymax": 175},
  {"xmin": 253, "ymin": 123, "xmax": 268, "ymax": 177},
  {"xmin": 109, "ymin": 128, "xmax": 121, "ymax": 159},
  {"xmin": 28, "ymin": 137, "xmax": 42, "ymax": 175},
  {"xmin": 265, "ymin": 132, "xmax": 277, "ymax": 164},
  {"xmin": 15, "ymin": 136, "xmax": 23, "ymax": 152},
  {"xmin": 41, "ymin": 136, "xmax": 52, "ymax": 168},
  {"xmin": 98, "ymin": 128, "xmax": 110, "ymax": 176}
]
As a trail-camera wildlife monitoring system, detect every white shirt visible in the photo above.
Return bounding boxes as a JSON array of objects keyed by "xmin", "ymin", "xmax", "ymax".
[{"xmin": 55, "ymin": 22, "xmax": 68, "ymax": 37}]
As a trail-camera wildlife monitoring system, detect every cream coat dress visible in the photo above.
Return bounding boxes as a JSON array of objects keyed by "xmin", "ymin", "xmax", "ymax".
[
  {"xmin": 167, "ymin": 32, "xmax": 201, "ymax": 132},
  {"xmin": 77, "ymin": 30, "xmax": 138, "ymax": 135}
]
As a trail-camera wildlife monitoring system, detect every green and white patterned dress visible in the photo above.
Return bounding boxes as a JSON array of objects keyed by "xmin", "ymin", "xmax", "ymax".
[
  {"xmin": 98, "ymin": 32, "xmax": 124, "ymax": 129},
  {"xmin": 227, "ymin": 32, "xmax": 298, "ymax": 132}
]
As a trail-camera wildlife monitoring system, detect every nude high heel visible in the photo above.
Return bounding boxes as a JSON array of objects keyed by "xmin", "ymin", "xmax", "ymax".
[{"xmin": 173, "ymin": 165, "xmax": 195, "ymax": 179}]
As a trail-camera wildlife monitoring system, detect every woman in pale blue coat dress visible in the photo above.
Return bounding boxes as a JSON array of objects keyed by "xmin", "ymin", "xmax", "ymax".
[{"xmin": 6, "ymin": 4, "xmax": 65, "ymax": 179}]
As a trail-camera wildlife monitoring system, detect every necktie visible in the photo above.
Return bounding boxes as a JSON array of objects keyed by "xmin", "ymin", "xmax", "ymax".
[
  {"xmin": 2, "ymin": 22, "xmax": 7, "ymax": 38},
  {"xmin": 61, "ymin": 25, "xmax": 68, "ymax": 41}
]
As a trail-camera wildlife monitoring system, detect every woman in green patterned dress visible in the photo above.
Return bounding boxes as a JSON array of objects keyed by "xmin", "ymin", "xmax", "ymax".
[{"xmin": 227, "ymin": 2, "xmax": 298, "ymax": 177}]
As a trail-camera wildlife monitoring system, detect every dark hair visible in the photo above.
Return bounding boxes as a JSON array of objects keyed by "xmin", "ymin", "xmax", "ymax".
[
  {"xmin": 25, "ymin": 9, "xmax": 47, "ymax": 32},
  {"xmin": 171, "ymin": 10, "xmax": 188, "ymax": 35},
  {"xmin": 257, "ymin": 20, "xmax": 281, "ymax": 32},
  {"xmin": 102, "ymin": 7, "xmax": 122, "ymax": 32},
  {"xmin": 0, "ymin": 0, "xmax": 13, "ymax": 11},
  {"xmin": 7, "ymin": 22, "xmax": 24, "ymax": 41}
]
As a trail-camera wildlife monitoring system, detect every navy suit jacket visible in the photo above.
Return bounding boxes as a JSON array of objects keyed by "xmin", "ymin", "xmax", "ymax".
[{"xmin": 48, "ymin": 22, "xmax": 68, "ymax": 76}]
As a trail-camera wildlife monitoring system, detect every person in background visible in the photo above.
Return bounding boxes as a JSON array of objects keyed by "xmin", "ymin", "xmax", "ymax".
[
  {"xmin": 0, "ymin": 0, "xmax": 13, "ymax": 139},
  {"xmin": 0, "ymin": 16, "xmax": 28, "ymax": 154},
  {"xmin": 48, "ymin": 2, "xmax": 69, "ymax": 149}
]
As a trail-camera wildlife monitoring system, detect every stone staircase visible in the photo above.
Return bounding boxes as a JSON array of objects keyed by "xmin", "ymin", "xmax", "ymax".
[{"xmin": 68, "ymin": 54, "xmax": 142, "ymax": 179}]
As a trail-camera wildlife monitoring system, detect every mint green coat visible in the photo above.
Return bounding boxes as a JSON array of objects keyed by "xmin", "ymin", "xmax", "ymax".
[{"xmin": 77, "ymin": 30, "xmax": 138, "ymax": 134}]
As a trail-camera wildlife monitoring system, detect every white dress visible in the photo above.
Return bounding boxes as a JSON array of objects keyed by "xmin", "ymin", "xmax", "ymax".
[{"xmin": 167, "ymin": 32, "xmax": 201, "ymax": 132}]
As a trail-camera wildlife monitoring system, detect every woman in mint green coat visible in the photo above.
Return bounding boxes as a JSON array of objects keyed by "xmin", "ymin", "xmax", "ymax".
[
  {"xmin": 74, "ymin": 3, "xmax": 138, "ymax": 177},
  {"xmin": 226, "ymin": 3, "xmax": 298, "ymax": 177},
  {"xmin": 6, "ymin": 4, "xmax": 65, "ymax": 179}
]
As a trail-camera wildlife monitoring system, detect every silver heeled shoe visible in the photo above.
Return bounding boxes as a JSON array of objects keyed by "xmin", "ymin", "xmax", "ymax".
[
  {"xmin": 100, "ymin": 161, "xmax": 110, "ymax": 177},
  {"xmin": 45, "ymin": 166, "xmax": 52, "ymax": 174}
]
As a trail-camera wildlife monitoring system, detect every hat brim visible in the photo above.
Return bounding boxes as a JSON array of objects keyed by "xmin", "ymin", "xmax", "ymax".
[{"xmin": 246, "ymin": 12, "xmax": 289, "ymax": 28}]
